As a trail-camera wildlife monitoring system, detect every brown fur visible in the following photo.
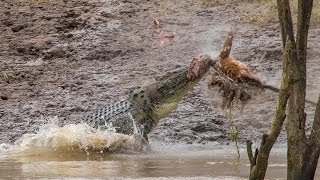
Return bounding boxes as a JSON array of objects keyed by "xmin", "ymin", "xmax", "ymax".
[
  {"xmin": 213, "ymin": 32, "xmax": 262, "ymax": 86},
  {"xmin": 207, "ymin": 72, "xmax": 252, "ymax": 110},
  {"xmin": 218, "ymin": 56, "xmax": 262, "ymax": 86}
]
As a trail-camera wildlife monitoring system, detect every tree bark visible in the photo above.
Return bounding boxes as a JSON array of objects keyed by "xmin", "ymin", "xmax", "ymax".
[{"xmin": 304, "ymin": 95, "xmax": 320, "ymax": 178}]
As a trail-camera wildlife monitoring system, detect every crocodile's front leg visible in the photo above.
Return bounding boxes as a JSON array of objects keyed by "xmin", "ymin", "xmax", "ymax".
[{"xmin": 82, "ymin": 55, "xmax": 212, "ymax": 143}]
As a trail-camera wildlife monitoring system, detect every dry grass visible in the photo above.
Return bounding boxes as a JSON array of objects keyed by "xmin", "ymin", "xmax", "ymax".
[
  {"xmin": 2, "ymin": 71, "xmax": 14, "ymax": 83},
  {"xmin": 202, "ymin": 0, "xmax": 320, "ymax": 27},
  {"xmin": 239, "ymin": 1, "xmax": 278, "ymax": 25},
  {"xmin": 202, "ymin": 0, "xmax": 254, "ymax": 6},
  {"xmin": 257, "ymin": 0, "xmax": 320, "ymax": 27}
]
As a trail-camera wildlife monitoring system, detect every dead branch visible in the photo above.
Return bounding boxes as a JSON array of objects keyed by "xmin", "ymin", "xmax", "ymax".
[{"xmin": 246, "ymin": 140, "xmax": 254, "ymax": 167}]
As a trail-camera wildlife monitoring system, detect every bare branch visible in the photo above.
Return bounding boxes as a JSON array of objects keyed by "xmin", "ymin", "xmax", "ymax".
[
  {"xmin": 253, "ymin": 149, "xmax": 258, "ymax": 166},
  {"xmin": 277, "ymin": 0, "xmax": 286, "ymax": 46},
  {"xmin": 309, "ymin": 94, "xmax": 320, "ymax": 150},
  {"xmin": 283, "ymin": 0, "xmax": 295, "ymax": 45},
  {"xmin": 246, "ymin": 140, "xmax": 253, "ymax": 164},
  {"xmin": 296, "ymin": 0, "xmax": 313, "ymax": 47},
  {"xmin": 261, "ymin": 134, "xmax": 268, "ymax": 146}
]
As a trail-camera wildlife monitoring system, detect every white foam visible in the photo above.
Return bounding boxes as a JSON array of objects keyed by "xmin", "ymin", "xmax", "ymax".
[{"xmin": 0, "ymin": 117, "xmax": 147, "ymax": 156}]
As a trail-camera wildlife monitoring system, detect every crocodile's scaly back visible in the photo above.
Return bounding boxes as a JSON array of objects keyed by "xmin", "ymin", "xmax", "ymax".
[{"xmin": 83, "ymin": 100, "xmax": 136, "ymax": 135}]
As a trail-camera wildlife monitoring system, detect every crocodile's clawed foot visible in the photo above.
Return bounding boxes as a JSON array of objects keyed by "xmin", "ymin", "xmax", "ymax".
[{"xmin": 187, "ymin": 54, "xmax": 212, "ymax": 81}]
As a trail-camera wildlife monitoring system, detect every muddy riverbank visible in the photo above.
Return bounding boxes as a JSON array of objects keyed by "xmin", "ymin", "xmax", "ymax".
[{"xmin": 1, "ymin": 0, "xmax": 320, "ymax": 147}]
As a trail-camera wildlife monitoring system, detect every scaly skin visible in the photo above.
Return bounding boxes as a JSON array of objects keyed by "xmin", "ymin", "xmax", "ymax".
[{"xmin": 82, "ymin": 55, "xmax": 212, "ymax": 141}]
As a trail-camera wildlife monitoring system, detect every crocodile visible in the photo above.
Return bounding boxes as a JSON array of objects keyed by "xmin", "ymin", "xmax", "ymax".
[{"xmin": 82, "ymin": 55, "xmax": 212, "ymax": 142}]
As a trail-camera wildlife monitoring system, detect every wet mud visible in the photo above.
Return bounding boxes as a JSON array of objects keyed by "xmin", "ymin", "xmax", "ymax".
[{"xmin": 1, "ymin": 0, "xmax": 320, "ymax": 148}]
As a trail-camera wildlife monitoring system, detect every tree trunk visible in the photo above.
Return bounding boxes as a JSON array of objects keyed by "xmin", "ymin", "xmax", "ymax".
[
  {"xmin": 286, "ymin": 0, "xmax": 313, "ymax": 179},
  {"xmin": 247, "ymin": 0, "xmax": 316, "ymax": 179}
]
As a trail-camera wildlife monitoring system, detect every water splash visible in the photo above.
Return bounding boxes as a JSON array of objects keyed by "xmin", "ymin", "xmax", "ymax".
[{"xmin": 0, "ymin": 117, "xmax": 148, "ymax": 156}]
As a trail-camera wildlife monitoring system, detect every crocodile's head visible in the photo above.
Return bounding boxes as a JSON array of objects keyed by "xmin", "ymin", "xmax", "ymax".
[{"xmin": 129, "ymin": 55, "xmax": 212, "ymax": 135}]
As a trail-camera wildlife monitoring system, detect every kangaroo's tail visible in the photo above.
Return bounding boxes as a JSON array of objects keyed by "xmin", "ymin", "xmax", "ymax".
[{"xmin": 262, "ymin": 84, "xmax": 317, "ymax": 106}]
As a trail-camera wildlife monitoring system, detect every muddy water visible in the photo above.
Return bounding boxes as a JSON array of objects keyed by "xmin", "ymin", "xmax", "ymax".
[
  {"xmin": 0, "ymin": 120, "xmax": 316, "ymax": 180},
  {"xmin": 0, "ymin": 143, "xmax": 292, "ymax": 180}
]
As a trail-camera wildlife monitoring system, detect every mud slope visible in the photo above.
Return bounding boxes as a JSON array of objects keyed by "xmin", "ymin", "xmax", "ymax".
[{"xmin": 1, "ymin": 0, "xmax": 320, "ymax": 145}]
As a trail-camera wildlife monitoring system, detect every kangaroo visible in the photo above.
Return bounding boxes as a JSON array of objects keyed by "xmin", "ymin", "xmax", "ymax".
[{"xmin": 211, "ymin": 32, "xmax": 316, "ymax": 105}]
